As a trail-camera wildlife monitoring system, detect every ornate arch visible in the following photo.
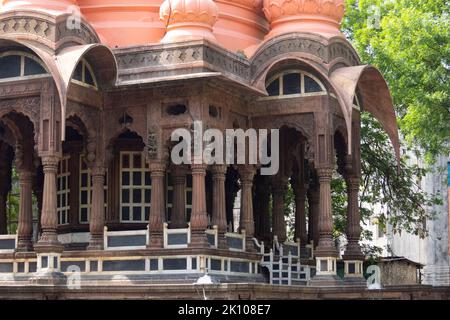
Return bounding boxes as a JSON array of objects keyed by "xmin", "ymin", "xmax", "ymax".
[{"xmin": 0, "ymin": 101, "xmax": 40, "ymax": 146}]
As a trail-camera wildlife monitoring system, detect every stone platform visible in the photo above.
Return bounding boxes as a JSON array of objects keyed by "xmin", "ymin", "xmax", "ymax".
[{"xmin": 0, "ymin": 283, "xmax": 449, "ymax": 300}]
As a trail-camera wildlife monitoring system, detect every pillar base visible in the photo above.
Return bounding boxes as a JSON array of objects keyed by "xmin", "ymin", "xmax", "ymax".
[
  {"xmin": 36, "ymin": 230, "xmax": 63, "ymax": 250},
  {"xmin": 87, "ymin": 235, "xmax": 104, "ymax": 251},
  {"xmin": 217, "ymin": 233, "xmax": 228, "ymax": 250},
  {"xmin": 189, "ymin": 230, "xmax": 209, "ymax": 248},
  {"xmin": 147, "ymin": 231, "xmax": 164, "ymax": 249},
  {"xmin": 343, "ymin": 260, "xmax": 366, "ymax": 283},
  {"xmin": 30, "ymin": 251, "xmax": 66, "ymax": 285},
  {"xmin": 245, "ymin": 237, "xmax": 256, "ymax": 253},
  {"xmin": 16, "ymin": 238, "xmax": 33, "ymax": 252}
]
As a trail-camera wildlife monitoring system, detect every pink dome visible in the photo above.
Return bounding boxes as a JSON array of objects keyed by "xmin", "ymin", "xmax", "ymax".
[
  {"xmin": 263, "ymin": 0, "xmax": 345, "ymax": 39},
  {"xmin": 160, "ymin": 0, "xmax": 219, "ymax": 43},
  {"xmin": 213, "ymin": 0, "xmax": 269, "ymax": 55},
  {"xmin": 78, "ymin": 0, "xmax": 165, "ymax": 48},
  {"xmin": 1, "ymin": 0, "xmax": 79, "ymax": 15}
]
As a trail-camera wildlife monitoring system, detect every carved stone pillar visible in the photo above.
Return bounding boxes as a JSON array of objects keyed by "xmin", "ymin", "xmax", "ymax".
[
  {"xmin": 238, "ymin": 165, "xmax": 256, "ymax": 252},
  {"xmin": 313, "ymin": 167, "xmax": 339, "ymax": 279},
  {"xmin": 16, "ymin": 171, "xmax": 34, "ymax": 252},
  {"xmin": 88, "ymin": 166, "xmax": 106, "ymax": 250},
  {"xmin": 0, "ymin": 192, "xmax": 7, "ymax": 235},
  {"xmin": 0, "ymin": 168, "xmax": 9, "ymax": 235},
  {"xmin": 271, "ymin": 178, "xmax": 288, "ymax": 243},
  {"xmin": 170, "ymin": 165, "xmax": 188, "ymax": 229},
  {"xmin": 35, "ymin": 155, "xmax": 62, "ymax": 250},
  {"xmin": 342, "ymin": 175, "xmax": 365, "ymax": 279},
  {"xmin": 307, "ymin": 185, "xmax": 320, "ymax": 247},
  {"xmin": 147, "ymin": 161, "xmax": 166, "ymax": 248},
  {"xmin": 293, "ymin": 182, "xmax": 308, "ymax": 244},
  {"xmin": 254, "ymin": 175, "xmax": 271, "ymax": 242},
  {"xmin": 189, "ymin": 163, "xmax": 209, "ymax": 248},
  {"xmin": 211, "ymin": 165, "xmax": 227, "ymax": 248},
  {"xmin": 32, "ymin": 154, "xmax": 65, "ymax": 284}
]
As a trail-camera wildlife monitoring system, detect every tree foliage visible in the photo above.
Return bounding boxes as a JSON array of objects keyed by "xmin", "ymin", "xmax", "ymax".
[
  {"xmin": 343, "ymin": 0, "xmax": 450, "ymax": 162},
  {"xmin": 283, "ymin": 1, "xmax": 446, "ymax": 254}
]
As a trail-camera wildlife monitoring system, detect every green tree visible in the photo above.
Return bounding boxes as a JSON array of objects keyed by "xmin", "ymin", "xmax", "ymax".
[
  {"xmin": 283, "ymin": 1, "xmax": 446, "ymax": 256},
  {"xmin": 342, "ymin": 0, "xmax": 450, "ymax": 162}
]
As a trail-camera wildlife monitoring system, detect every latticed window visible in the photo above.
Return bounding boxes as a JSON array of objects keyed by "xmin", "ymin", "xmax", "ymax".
[
  {"xmin": 265, "ymin": 70, "xmax": 326, "ymax": 98},
  {"xmin": 57, "ymin": 156, "xmax": 70, "ymax": 225},
  {"xmin": 0, "ymin": 51, "xmax": 48, "ymax": 80},
  {"xmin": 165, "ymin": 172, "xmax": 193, "ymax": 222},
  {"xmin": 120, "ymin": 151, "xmax": 151, "ymax": 222},
  {"xmin": 79, "ymin": 155, "xmax": 108, "ymax": 224}
]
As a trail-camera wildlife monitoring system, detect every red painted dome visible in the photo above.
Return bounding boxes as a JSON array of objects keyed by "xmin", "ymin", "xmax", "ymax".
[
  {"xmin": 263, "ymin": 0, "xmax": 345, "ymax": 39},
  {"xmin": 77, "ymin": 0, "xmax": 165, "ymax": 47},
  {"xmin": 1, "ymin": 0, "xmax": 79, "ymax": 14}
]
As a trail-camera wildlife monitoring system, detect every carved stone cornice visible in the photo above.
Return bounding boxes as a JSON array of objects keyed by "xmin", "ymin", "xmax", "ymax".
[
  {"xmin": 114, "ymin": 40, "xmax": 250, "ymax": 85},
  {"xmin": 0, "ymin": 11, "xmax": 99, "ymax": 50}
]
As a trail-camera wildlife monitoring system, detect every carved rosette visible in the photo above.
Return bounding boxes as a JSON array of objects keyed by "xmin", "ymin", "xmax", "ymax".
[
  {"xmin": 160, "ymin": 0, "xmax": 219, "ymax": 43},
  {"xmin": 262, "ymin": 0, "xmax": 345, "ymax": 38}
]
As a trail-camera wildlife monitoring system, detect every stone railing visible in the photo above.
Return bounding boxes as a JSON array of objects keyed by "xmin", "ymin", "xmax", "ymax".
[
  {"xmin": 225, "ymin": 230, "xmax": 246, "ymax": 252},
  {"xmin": 0, "ymin": 234, "xmax": 16, "ymax": 253},
  {"xmin": 104, "ymin": 226, "xmax": 149, "ymax": 250},
  {"xmin": 163, "ymin": 223, "xmax": 191, "ymax": 249},
  {"xmin": 205, "ymin": 225, "xmax": 218, "ymax": 248}
]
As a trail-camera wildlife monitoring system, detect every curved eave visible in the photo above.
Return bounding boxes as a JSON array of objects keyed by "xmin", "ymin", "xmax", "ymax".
[
  {"xmin": 0, "ymin": 36, "xmax": 66, "ymax": 124},
  {"xmin": 56, "ymin": 44, "xmax": 118, "ymax": 138},
  {"xmin": 330, "ymin": 65, "xmax": 401, "ymax": 162}
]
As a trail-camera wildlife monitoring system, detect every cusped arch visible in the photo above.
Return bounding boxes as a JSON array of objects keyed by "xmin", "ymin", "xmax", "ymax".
[
  {"xmin": 330, "ymin": 65, "xmax": 400, "ymax": 162},
  {"xmin": 66, "ymin": 108, "xmax": 97, "ymax": 142}
]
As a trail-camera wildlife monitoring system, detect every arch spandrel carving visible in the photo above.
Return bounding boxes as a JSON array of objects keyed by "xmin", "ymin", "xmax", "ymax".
[{"xmin": 250, "ymin": 33, "xmax": 360, "ymax": 78}]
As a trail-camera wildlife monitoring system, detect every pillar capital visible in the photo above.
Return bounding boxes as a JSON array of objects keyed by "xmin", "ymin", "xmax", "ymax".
[
  {"xmin": 271, "ymin": 177, "xmax": 288, "ymax": 193},
  {"xmin": 317, "ymin": 167, "xmax": 333, "ymax": 182},
  {"xmin": 171, "ymin": 164, "xmax": 188, "ymax": 177},
  {"xmin": 40, "ymin": 155, "xmax": 60, "ymax": 175},
  {"xmin": 210, "ymin": 164, "xmax": 227, "ymax": 176},
  {"xmin": 90, "ymin": 165, "xmax": 106, "ymax": 177},
  {"xmin": 18, "ymin": 170, "xmax": 34, "ymax": 183},
  {"xmin": 149, "ymin": 161, "xmax": 167, "ymax": 174},
  {"xmin": 238, "ymin": 165, "xmax": 256, "ymax": 183},
  {"xmin": 191, "ymin": 163, "xmax": 208, "ymax": 174},
  {"xmin": 346, "ymin": 176, "xmax": 360, "ymax": 190}
]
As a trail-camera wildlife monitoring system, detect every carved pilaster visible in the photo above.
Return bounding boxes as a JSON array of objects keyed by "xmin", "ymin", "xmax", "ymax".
[
  {"xmin": 16, "ymin": 171, "xmax": 34, "ymax": 252},
  {"xmin": 88, "ymin": 166, "xmax": 106, "ymax": 250},
  {"xmin": 147, "ymin": 161, "xmax": 167, "ymax": 248},
  {"xmin": 211, "ymin": 165, "xmax": 228, "ymax": 248},
  {"xmin": 0, "ymin": 163, "xmax": 11, "ymax": 235},
  {"xmin": 238, "ymin": 165, "xmax": 256, "ymax": 252},
  {"xmin": 343, "ymin": 176, "xmax": 364, "ymax": 260},
  {"xmin": 271, "ymin": 178, "xmax": 288, "ymax": 243},
  {"xmin": 315, "ymin": 167, "xmax": 338, "ymax": 257},
  {"xmin": 189, "ymin": 163, "xmax": 209, "ymax": 248},
  {"xmin": 293, "ymin": 182, "xmax": 308, "ymax": 244},
  {"xmin": 35, "ymin": 154, "xmax": 63, "ymax": 252},
  {"xmin": 307, "ymin": 182, "xmax": 320, "ymax": 247},
  {"xmin": 170, "ymin": 165, "xmax": 188, "ymax": 229}
]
